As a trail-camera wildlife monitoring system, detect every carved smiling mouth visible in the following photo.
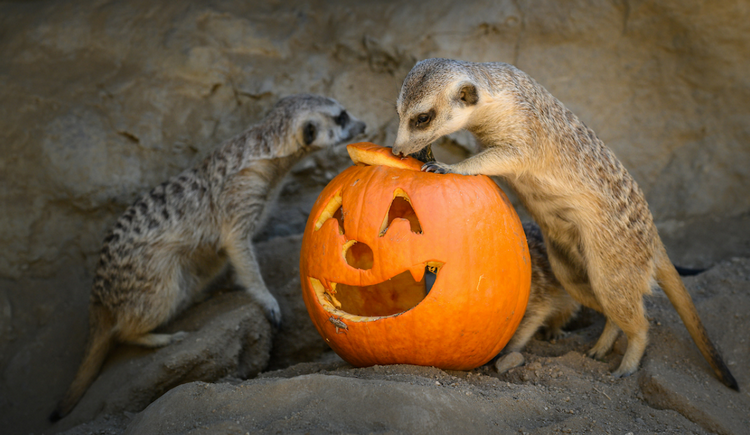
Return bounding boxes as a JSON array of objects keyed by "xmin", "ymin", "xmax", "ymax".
[{"xmin": 310, "ymin": 261, "xmax": 444, "ymax": 319}]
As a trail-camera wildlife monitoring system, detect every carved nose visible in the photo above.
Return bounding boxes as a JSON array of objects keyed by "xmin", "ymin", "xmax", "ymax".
[{"xmin": 343, "ymin": 241, "xmax": 373, "ymax": 270}]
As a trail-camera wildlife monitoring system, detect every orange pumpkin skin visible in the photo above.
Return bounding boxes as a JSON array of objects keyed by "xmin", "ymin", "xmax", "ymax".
[{"xmin": 300, "ymin": 142, "xmax": 531, "ymax": 370}]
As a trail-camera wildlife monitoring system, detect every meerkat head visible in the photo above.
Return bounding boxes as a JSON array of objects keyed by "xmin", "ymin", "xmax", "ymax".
[
  {"xmin": 266, "ymin": 94, "xmax": 366, "ymax": 158},
  {"xmin": 392, "ymin": 59, "xmax": 481, "ymax": 156}
]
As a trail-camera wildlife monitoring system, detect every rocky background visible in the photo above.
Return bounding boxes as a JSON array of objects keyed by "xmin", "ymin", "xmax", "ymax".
[{"xmin": 1, "ymin": 1, "xmax": 749, "ymax": 434}]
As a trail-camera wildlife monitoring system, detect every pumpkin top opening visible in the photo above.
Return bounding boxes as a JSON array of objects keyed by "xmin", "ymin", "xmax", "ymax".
[{"xmin": 347, "ymin": 142, "xmax": 423, "ymax": 171}]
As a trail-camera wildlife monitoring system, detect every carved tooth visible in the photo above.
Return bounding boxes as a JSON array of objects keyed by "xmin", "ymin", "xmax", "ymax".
[{"xmin": 409, "ymin": 263, "xmax": 427, "ymax": 283}]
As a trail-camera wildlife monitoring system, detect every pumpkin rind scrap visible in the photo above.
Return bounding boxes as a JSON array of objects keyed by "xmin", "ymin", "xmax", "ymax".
[{"xmin": 299, "ymin": 142, "xmax": 531, "ymax": 370}]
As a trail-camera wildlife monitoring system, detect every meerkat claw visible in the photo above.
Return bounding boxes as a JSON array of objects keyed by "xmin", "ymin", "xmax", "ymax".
[
  {"xmin": 264, "ymin": 301, "xmax": 282, "ymax": 329},
  {"xmin": 611, "ymin": 368, "xmax": 635, "ymax": 379},
  {"xmin": 170, "ymin": 331, "xmax": 189, "ymax": 343},
  {"xmin": 422, "ymin": 162, "xmax": 449, "ymax": 174},
  {"xmin": 586, "ymin": 348, "xmax": 607, "ymax": 361},
  {"xmin": 270, "ymin": 313, "xmax": 282, "ymax": 329}
]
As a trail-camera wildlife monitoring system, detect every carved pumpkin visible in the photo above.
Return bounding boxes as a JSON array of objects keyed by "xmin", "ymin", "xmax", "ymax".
[{"xmin": 299, "ymin": 142, "xmax": 530, "ymax": 369}]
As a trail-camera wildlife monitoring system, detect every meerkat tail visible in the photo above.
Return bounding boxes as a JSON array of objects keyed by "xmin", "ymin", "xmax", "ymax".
[
  {"xmin": 654, "ymin": 245, "xmax": 739, "ymax": 391},
  {"xmin": 49, "ymin": 307, "xmax": 116, "ymax": 422}
]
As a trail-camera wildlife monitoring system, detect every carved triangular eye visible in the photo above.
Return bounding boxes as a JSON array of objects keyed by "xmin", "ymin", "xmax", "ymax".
[
  {"xmin": 314, "ymin": 190, "xmax": 345, "ymax": 235},
  {"xmin": 379, "ymin": 189, "xmax": 422, "ymax": 236}
]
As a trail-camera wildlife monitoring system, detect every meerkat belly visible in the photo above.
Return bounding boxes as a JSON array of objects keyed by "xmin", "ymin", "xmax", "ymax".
[
  {"xmin": 515, "ymin": 186, "xmax": 582, "ymax": 253},
  {"xmin": 514, "ymin": 181, "xmax": 592, "ymax": 286},
  {"xmin": 224, "ymin": 162, "xmax": 283, "ymax": 238}
]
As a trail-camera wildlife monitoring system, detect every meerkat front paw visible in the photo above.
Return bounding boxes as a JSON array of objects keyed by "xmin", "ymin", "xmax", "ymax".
[{"xmin": 421, "ymin": 161, "xmax": 452, "ymax": 174}]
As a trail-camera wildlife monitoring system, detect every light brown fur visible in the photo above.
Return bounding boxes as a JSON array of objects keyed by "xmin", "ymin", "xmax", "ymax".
[
  {"xmin": 394, "ymin": 58, "xmax": 737, "ymax": 390},
  {"xmin": 51, "ymin": 95, "xmax": 366, "ymax": 421}
]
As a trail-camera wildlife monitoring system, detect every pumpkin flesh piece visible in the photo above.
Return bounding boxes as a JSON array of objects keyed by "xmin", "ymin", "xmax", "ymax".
[{"xmin": 347, "ymin": 142, "xmax": 423, "ymax": 171}]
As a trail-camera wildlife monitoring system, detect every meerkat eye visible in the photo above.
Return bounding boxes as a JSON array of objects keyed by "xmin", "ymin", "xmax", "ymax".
[
  {"xmin": 303, "ymin": 122, "xmax": 317, "ymax": 146},
  {"xmin": 335, "ymin": 110, "xmax": 349, "ymax": 127},
  {"xmin": 413, "ymin": 110, "xmax": 434, "ymax": 129}
]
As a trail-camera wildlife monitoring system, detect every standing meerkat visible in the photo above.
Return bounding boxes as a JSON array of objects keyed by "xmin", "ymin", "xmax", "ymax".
[
  {"xmin": 392, "ymin": 58, "xmax": 738, "ymax": 390},
  {"xmin": 50, "ymin": 94, "xmax": 367, "ymax": 421}
]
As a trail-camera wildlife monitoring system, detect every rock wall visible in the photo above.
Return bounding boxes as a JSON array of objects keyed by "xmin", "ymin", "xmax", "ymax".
[
  {"xmin": 3, "ymin": 0, "xmax": 750, "ymax": 281},
  {"xmin": 1, "ymin": 1, "xmax": 749, "ymax": 434}
]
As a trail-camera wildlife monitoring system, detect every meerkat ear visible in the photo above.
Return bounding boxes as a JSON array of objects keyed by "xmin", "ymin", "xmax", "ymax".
[
  {"xmin": 458, "ymin": 83, "xmax": 479, "ymax": 106},
  {"xmin": 303, "ymin": 122, "xmax": 317, "ymax": 146}
]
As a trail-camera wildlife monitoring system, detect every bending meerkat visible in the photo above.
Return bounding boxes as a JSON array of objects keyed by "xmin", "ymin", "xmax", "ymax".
[
  {"xmin": 393, "ymin": 58, "xmax": 738, "ymax": 390},
  {"xmin": 50, "ymin": 94, "xmax": 367, "ymax": 421}
]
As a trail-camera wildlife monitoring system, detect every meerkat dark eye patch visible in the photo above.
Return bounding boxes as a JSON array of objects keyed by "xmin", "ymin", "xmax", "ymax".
[
  {"xmin": 335, "ymin": 110, "xmax": 349, "ymax": 127},
  {"xmin": 412, "ymin": 110, "xmax": 435, "ymax": 130},
  {"xmin": 303, "ymin": 122, "xmax": 317, "ymax": 146},
  {"xmin": 458, "ymin": 84, "xmax": 478, "ymax": 105}
]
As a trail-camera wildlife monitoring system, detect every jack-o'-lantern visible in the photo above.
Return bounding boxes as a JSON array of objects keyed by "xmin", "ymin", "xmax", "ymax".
[{"xmin": 299, "ymin": 142, "xmax": 530, "ymax": 369}]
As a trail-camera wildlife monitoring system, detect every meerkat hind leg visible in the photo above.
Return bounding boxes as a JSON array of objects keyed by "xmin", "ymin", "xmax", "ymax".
[
  {"xmin": 587, "ymin": 319, "xmax": 621, "ymax": 359},
  {"xmin": 116, "ymin": 261, "xmax": 193, "ymax": 349},
  {"xmin": 611, "ymin": 322, "xmax": 649, "ymax": 378},
  {"xmin": 543, "ymin": 299, "xmax": 580, "ymax": 341},
  {"xmin": 504, "ymin": 303, "xmax": 554, "ymax": 353},
  {"xmin": 590, "ymin": 272, "xmax": 650, "ymax": 378}
]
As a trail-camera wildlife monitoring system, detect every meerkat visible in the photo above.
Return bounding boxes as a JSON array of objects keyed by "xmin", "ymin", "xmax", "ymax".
[
  {"xmin": 392, "ymin": 58, "xmax": 738, "ymax": 390},
  {"xmin": 50, "ymin": 94, "xmax": 367, "ymax": 421}
]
